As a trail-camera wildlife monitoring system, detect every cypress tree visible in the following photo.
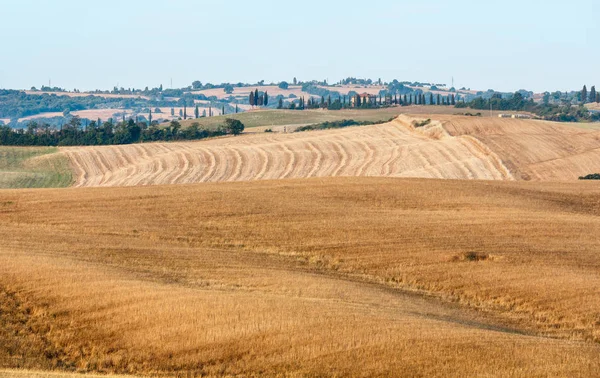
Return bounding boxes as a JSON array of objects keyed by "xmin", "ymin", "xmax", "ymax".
[
  {"xmin": 235, "ymin": 104, "xmax": 239, "ymax": 113},
  {"xmin": 582, "ymin": 85, "xmax": 588, "ymax": 104},
  {"xmin": 184, "ymin": 105, "xmax": 187, "ymax": 120},
  {"xmin": 597, "ymin": 93, "xmax": 600, "ymax": 103},
  {"xmin": 437, "ymin": 94, "xmax": 441, "ymax": 105},
  {"xmin": 249, "ymin": 91, "xmax": 255, "ymax": 107},
  {"xmin": 195, "ymin": 105, "xmax": 199, "ymax": 119},
  {"xmin": 255, "ymin": 89, "xmax": 259, "ymax": 106},
  {"xmin": 590, "ymin": 86, "xmax": 596, "ymax": 105},
  {"xmin": 429, "ymin": 93, "xmax": 433, "ymax": 105},
  {"xmin": 278, "ymin": 97, "xmax": 283, "ymax": 109},
  {"xmin": 222, "ymin": 106, "xmax": 225, "ymax": 115},
  {"xmin": 451, "ymin": 94, "xmax": 456, "ymax": 105},
  {"xmin": 149, "ymin": 109, "xmax": 152, "ymax": 125},
  {"xmin": 264, "ymin": 91, "xmax": 269, "ymax": 106},
  {"xmin": 403, "ymin": 94, "xmax": 407, "ymax": 105},
  {"xmin": 328, "ymin": 95, "xmax": 331, "ymax": 106}
]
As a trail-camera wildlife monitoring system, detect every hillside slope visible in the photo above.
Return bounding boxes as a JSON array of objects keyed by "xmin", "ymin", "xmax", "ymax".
[
  {"xmin": 441, "ymin": 115, "xmax": 600, "ymax": 180},
  {"xmin": 63, "ymin": 116, "xmax": 512, "ymax": 187},
  {"xmin": 1, "ymin": 178, "xmax": 600, "ymax": 376},
  {"xmin": 0, "ymin": 147, "xmax": 72, "ymax": 189}
]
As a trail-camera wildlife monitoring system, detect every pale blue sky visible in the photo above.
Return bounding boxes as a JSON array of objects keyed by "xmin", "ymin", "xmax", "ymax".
[{"xmin": 1, "ymin": 0, "xmax": 598, "ymax": 93}]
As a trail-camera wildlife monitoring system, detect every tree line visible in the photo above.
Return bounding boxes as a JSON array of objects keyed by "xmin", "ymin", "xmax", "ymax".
[
  {"xmin": 0, "ymin": 117, "xmax": 245, "ymax": 146},
  {"xmin": 581, "ymin": 85, "xmax": 600, "ymax": 104},
  {"xmin": 457, "ymin": 92, "xmax": 600, "ymax": 122},
  {"xmin": 276, "ymin": 92, "xmax": 457, "ymax": 110},
  {"xmin": 249, "ymin": 89, "xmax": 269, "ymax": 107}
]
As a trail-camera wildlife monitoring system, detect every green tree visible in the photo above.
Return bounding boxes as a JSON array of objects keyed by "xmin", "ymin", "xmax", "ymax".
[
  {"xmin": 223, "ymin": 84, "xmax": 234, "ymax": 94},
  {"xmin": 264, "ymin": 91, "xmax": 269, "ymax": 106},
  {"xmin": 222, "ymin": 106, "xmax": 225, "ymax": 115},
  {"xmin": 278, "ymin": 81, "xmax": 289, "ymax": 90},
  {"xmin": 225, "ymin": 118, "xmax": 244, "ymax": 135},
  {"xmin": 278, "ymin": 97, "xmax": 283, "ymax": 109},
  {"xmin": 590, "ymin": 86, "xmax": 596, "ymax": 105},
  {"xmin": 582, "ymin": 85, "xmax": 588, "ymax": 104},
  {"xmin": 195, "ymin": 105, "xmax": 199, "ymax": 119},
  {"xmin": 149, "ymin": 109, "xmax": 152, "ymax": 125},
  {"xmin": 192, "ymin": 81, "xmax": 202, "ymax": 89},
  {"xmin": 255, "ymin": 89, "xmax": 259, "ymax": 106},
  {"xmin": 249, "ymin": 91, "xmax": 255, "ymax": 107}
]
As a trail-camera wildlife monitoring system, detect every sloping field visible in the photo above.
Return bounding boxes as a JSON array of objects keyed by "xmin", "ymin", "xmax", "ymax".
[
  {"xmin": 1, "ymin": 178, "xmax": 600, "ymax": 377},
  {"xmin": 64, "ymin": 115, "xmax": 513, "ymax": 187},
  {"xmin": 0, "ymin": 147, "xmax": 72, "ymax": 189},
  {"xmin": 441, "ymin": 115, "xmax": 600, "ymax": 180}
]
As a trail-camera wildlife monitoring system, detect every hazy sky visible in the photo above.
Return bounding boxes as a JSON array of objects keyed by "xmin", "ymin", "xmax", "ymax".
[{"xmin": 1, "ymin": 0, "xmax": 598, "ymax": 93}]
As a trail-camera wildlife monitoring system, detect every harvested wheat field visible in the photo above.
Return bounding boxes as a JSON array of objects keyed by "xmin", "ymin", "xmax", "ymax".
[
  {"xmin": 1, "ymin": 178, "xmax": 600, "ymax": 377},
  {"xmin": 440, "ymin": 115, "xmax": 600, "ymax": 180},
  {"xmin": 63, "ymin": 115, "xmax": 515, "ymax": 188}
]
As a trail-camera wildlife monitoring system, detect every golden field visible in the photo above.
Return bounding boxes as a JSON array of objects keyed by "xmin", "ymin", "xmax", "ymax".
[
  {"xmin": 61, "ymin": 115, "xmax": 600, "ymax": 188},
  {"xmin": 1, "ymin": 178, "xmax": 600, "ymax": 377}
]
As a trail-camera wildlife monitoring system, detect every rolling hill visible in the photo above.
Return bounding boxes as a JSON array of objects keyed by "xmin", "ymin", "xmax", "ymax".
[
  {"xmin": 63, "ymin": 115, "xmax": 513, "ymax": 187},
  {"xmin": 61, "ymin": 115, "xmax": 600, "ymax": 188},
  {"xmin": 1, "ymin": 178, "xmax": 599, "ymax": 376}
]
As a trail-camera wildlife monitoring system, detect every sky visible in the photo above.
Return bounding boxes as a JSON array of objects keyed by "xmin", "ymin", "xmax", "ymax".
[{"xmin": 0, "ymin": 0, "xmax": 598, "ymax": 93}]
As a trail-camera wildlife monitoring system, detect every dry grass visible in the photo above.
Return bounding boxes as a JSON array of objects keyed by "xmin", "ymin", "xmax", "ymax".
[
  {"xmin": 62, "ymin": 114, "xmax": 600, "ymax": 188},
  {"xmin": 440, "ymin": 115, "xmax": 600, "ymax": 180},
  {"xmin": 63, "ymin": 115, "xmax": 513, "ymax": 187},
  {"xmin": 0, "ymin": 370, "xmax": 136, "ymax": 378},
  {"xmin": 1, "ymin": 178, "xmax": 600, "ymax": 377}
]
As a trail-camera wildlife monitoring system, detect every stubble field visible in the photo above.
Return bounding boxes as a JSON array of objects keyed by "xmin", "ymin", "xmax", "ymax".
[
  {"xmin": 62, "ymin": 114, "xmax": 600, "ymax": 188},
  {"xmin": 1, "ymin": 178, "xmax": 600, "ymax": 377}
]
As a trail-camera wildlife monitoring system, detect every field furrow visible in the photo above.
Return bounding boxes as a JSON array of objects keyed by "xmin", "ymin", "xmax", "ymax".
[{"xmin": 60, "ymin": 116, "xmax": 600, "ymax": 187}]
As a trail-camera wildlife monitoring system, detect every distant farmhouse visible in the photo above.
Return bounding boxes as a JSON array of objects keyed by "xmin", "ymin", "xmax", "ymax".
[{"xmin": 351, "ymin": 93, "xmax": 377, "ymax": 106}]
